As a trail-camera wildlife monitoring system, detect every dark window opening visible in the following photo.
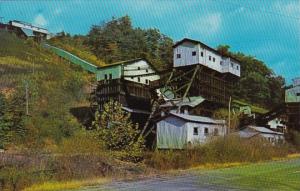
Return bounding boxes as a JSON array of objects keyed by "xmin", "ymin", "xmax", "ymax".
[
  {"xmin": 104, "ymin": 74, "xmax": 108, "ymax": 80},
  {"xmin": 146, "ymin": 69, "xmax": 148, "ymax": 73},
  {"xmin": 192, "ymin": 51, "xmax": 197, "ymax": 56},
  {"xmin": 201, "ymin": 52, "xmax": 204, "ymax": 57},
  {"xmin": 204, "ymin": 128, "xmax": 209, "ymax": 135},
  {"xmin": 213, "ymin": 57, "xmax": 215, "ymax": 62},
  {"xmin": 214, "ymin": 128, "xmax": 219, "ymax": 136},
  {"xmin": 109, "ymin": 74, "xmax": 112, "ymax": 80},
  {"xmin": 145, "ymin": 79, "xmax": 148, "ymax": 84},
  {"xmin": 296, "ymin": 93, "xmax": 300, "ymax": 96},
  {"xmin": 193, "ymin": 127, "xmax": 198, "ymax": 135},
  {"xmin": 138, "ymin": 77, "xmax": 140, "ymax": 82},
  {"xmin": 237, "ymin": 65, "xmax": 239, "ymax": 70},
  {"xmin": 131, "ymin": 76, "xmax": 134, "ymax": 79},
  {"xmin": 138, "ymin": 67, "xmax": 140, "ymax": 70},
  {"xmin": 209, "ymin": 56, "xmax": 211, "ymax": 61},
  {"xmin": 176, "ymin": 54, "xmax": 181, "ymax": 59}
]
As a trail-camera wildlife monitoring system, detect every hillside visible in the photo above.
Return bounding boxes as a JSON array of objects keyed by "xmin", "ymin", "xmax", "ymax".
[
  {"xmin": 48, "ymin": 34, "xmax": 106, "ymax": 67},
  {"xmin": 0, "ymin": 31, "xmax": 92, "ymax": 148}
]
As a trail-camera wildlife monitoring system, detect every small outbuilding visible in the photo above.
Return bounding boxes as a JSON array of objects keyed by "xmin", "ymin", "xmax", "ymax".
[
  {"xmin": 156, "ymin": 112, "xmax": 226, "ymax": 149},
  {"xmin": 239, "ymin": 126, "xmax": 285, "ymax": 144}
]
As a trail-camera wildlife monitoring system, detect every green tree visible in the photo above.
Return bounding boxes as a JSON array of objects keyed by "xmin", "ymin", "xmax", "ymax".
[
  {"xmin": 217, "ymin": 46, "xmax": 285, "ymax": 108},
  {"xmin": 91, "ymin": 100, "xmax": 144, "ymax": 162},
  {"xmin": 86, "ymin": 16, "xmax": 173, "ymax": 70}
]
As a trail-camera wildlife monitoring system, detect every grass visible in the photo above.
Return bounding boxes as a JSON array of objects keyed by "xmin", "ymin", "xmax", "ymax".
[
  {"xmin": 23, "ymin": 178, "xmax": 110, "ymax": 191},
  {"xmin": 197, "ymin": 158, "xmax": 300, "ymax": 191}
]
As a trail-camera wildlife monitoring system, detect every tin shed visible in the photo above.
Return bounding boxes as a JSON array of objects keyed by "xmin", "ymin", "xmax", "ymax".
[{"xmin": 156, "ymin": 112, "xmax": 226, "ymax": 149}]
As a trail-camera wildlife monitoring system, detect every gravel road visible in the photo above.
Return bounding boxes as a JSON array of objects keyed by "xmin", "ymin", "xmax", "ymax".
[{"xmin": 78, "ymin": 172, "xmax": 239, "ymax": 191}]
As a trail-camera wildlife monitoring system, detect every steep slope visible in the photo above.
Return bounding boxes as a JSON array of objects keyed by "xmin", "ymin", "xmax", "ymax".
[
  {"xmin": 0, "ymin": 31, "xmax": 92, "ymax": 147},
  {"xmin": 48, "ymin": 35, "xmax": 105, "ymax": 67},
  {"xmin": 44, "ymin": 43, "xmax": 98, "ymax": 73}
]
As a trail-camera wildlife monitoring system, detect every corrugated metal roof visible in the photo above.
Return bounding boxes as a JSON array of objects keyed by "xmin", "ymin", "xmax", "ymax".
[
  {"xmin": 247, "ymin": 126, "xmax": 284, "ymax": 135},
  {"xmin": 169, "ymin": 112, "xmax": 225, "ymax": 124},
  {"xmin": 160, "ymin": 96, "xmax": 205, "ymax": 108},
  {"xmin": 238, "ymin": 130, "xmax": 259, "ymax": 138}
]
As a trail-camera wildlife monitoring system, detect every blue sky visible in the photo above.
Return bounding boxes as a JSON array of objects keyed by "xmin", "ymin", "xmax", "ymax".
[{"xmin": 0, "ymin": 0, "xmax": 299, "ymax": 83}]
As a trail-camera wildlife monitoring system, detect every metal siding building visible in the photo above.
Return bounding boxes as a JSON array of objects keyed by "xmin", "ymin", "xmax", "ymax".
[{"xmin": 156, "ymin": 112, "xmax": 226, "ymax": 149}]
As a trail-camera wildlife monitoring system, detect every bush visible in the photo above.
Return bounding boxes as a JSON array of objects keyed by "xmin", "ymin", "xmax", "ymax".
[
  {"xmin": 91, "ymin": 101, "xmax": 144, "ymax": 162},
  {"xmin": 286, "ymin": 130, "xmax": 300, "ymax": 151}
]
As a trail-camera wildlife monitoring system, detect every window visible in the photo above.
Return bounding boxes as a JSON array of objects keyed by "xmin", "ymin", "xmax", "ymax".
[
  {"xmin": 146, "ymin": 69, "xmax": 148, "ymax": 73},
  {"xmin": 193, "ymin": 127, "xmax": 198, "ymax": 135},
  {"xmin": 204, "ymin": 128, "xmax": 209, "ymax": 135},
  {"xmin": 214, "ymin": 128, "xmax": 219, "ymax": 136},
  {"xmin": 213, "ymin": 57, "xmax": 215, "ymax": 62},
  {"xmin": 231, "ymin": 63, "xmax": 234, "ymax": 67},
  {"xmin": 220, "ymin": 61, "xmax": 223, "ymax": 65},
  {"xmin": 104, "ymin": 74, "xmax": 108, "ymax": 80},
  {"xmin": 109, "ymin": 74, "xmax": 112, "ymax": 80},
  {"xmin": 192, "ymin": 51, "xmax": 197, "ymax": 56},
  {"xmin": 176, "ymin": 54, "xmax": 181, "ymax": 59},
  {"xmin": 131, "ymin": 76, "xmax": 134, "ymax": 79},
  {"xmin": 138, "ymin": 67, "xmax": 140, "ymax": 70},
  {"xmin": 145, "ymin": 79, "xmax": 148, "ymax": 84},
  {"xmin": 268, "ymin": 137, "xmax": 272, "ymax": 142},
  {"xmin": 201, "ymin": 52, "xmax": 204, "ymax": 57},
  {"xmin": 297, "ymin": 93, "xmax": 300, "ymax": 96},
  {"xmin": 236, "ymin": 65, "xmax": 239, "ymax": 70},
  {"xmin": 209, "ymin": 56, "xmax": 211, "ymax": 61},
  {"xmin": 138, "ymin": 77, "xmax": 140, "ymax": 82}
]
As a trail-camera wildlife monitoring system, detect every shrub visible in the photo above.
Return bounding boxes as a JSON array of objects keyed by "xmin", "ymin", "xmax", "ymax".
[{"xmin": 91, "ymin": 101, "xmax": 144, "ymax": 162}]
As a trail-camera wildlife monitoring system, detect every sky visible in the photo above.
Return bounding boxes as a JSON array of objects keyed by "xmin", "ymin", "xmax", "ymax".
[{"xmin": 0, "ymin": 0, "xmax": 299, "ymax": 83}]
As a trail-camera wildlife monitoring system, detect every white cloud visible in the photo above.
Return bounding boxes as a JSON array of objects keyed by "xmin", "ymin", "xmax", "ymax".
[
  {"xmin": 273, "ymin": 0, "xmax": 300, "ymax": 16},
  {"xmin": 187, "ymin": 13, "xmax": 222, "ymax": 36},
  {"xmin": 235, "ymin": 7, "xmax": 245, "ymax": 14},
  {"xmin": 272, "ymin": 1, "xmax": 300, "ymax": 37},
  {"xmin": 54, "ymin": 8, "xmax": 62, "ymax": 16},
  {"xmin": 33, "ymin": 14, "xmax": 47, "ymax": 27}
]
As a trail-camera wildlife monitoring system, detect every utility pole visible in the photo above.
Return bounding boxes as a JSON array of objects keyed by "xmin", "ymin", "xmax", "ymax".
[
  {"xmin": 26, "ymin": 52, "xmax": 34, "ymax": 74},
  {"xmin": 25, "ymin": 81, "xmax": 29, "ymax": 115},
  {"xmin": 228, "ymin": 96, "xmax": 232, "ymax": 134}
]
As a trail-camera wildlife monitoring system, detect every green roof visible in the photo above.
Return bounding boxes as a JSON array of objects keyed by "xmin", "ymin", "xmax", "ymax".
[{"xmin": 232, "ymin": 100, "xmax": 268, "ymax": 114}]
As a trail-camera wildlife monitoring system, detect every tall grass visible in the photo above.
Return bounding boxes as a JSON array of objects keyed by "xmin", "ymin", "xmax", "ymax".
[{"xmin": 145, "ymin": 135, "xmax": 290, "ymax": 171}]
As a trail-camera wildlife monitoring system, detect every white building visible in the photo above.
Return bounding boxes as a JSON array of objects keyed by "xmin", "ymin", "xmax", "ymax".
[
  {"xmin": 96, "ymin": 58, "xmax": 160, "ymax": 85},
  {"xmin": 239, "ymin": 126, "xmax": 285, "ymax": 144},
  {"xmin": 173, "ymin": 38, "xmax": 240, "ymax": 77},
  {"xmin": 267, "ymin": 118, "xmax": 286, "ymax": 133},
  {"xmin": 285, "ymin": 77, "xmax": 300, "ymax": 103},
  {"xmin": 8, "ymin": 20, "xmax": 50, "ymax": 40},
  {"xmin": 156, "ymin": 112, "xmax": 226, "ymax": 149}
]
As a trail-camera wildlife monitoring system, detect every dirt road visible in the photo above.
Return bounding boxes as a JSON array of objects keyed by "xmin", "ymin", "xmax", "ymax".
[{"xmin": 78, "ymin": 173, "xmax": 237, "ymax": 191}]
